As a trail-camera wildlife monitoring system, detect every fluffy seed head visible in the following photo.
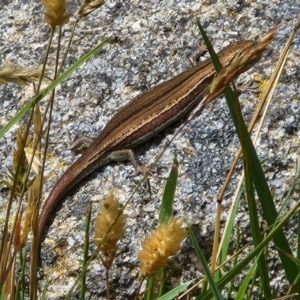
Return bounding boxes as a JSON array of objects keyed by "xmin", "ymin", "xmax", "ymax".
[
  {"xmin": 139, "ymin": 217, "xmax": 186, "ymax": 277},
  {"xmin": 94, "ymin": 192, "xmax": 125, "ymax": 268},
  {"xmin": 42, "ymin": 0, "xmax": 70, "ymax": 28}
]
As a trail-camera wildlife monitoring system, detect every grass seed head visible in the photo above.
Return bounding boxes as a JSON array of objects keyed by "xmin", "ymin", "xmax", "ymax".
[
  {"xmin": 0, "ymin": 65, "xmax": 44, "ymax": 86},
  {"xmin": 42, "ymin": 0, "xmax": 70, "ymax": 28},
  {"xmin": 139, "ymin": 217, "xmax": 187, "ymax": 277},
  {"xmin": 94, "ymin": 192, "xmax": 126, "ymax": 268}
]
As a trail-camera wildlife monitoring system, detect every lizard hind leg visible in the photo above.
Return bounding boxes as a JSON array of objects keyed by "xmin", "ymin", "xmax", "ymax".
[{"xmin": 109, "ymin": 149, "xmax": 150, "ymax": 191}]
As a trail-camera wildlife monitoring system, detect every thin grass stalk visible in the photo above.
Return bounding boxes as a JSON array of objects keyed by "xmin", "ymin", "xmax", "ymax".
[
  {"xmin": 287, "ymin": 272, "xmax": 300, "ymax": 296},
  {"xmin": 40, "ymin": 274, "xmax": 51, "ymax": 300},
  {"xmin": 39, "ymin": 26, "xmax": 61, "ymax": 193},
  {"xmin": 159, "ymin": 159, "xmax": 178, "ymax": 297},
  {"xmin": 210, "ymin": 196, "xmax": 221, "ymax": 275},
  {"xmin": 36, "ymin": 28, "xmax": 54, "ymax": 94},
  {"xmin": 14, "ymin": 252, "xmax": 21, "ymax": 299},
  {"xmin": 200, "ymin": 278, "xmax": 208, "ymax": 296},
  {"xmin": 4, "ymin": 251, "xmax": 15, "ymax": 300},
  {"xmin": 259, "ymin": 249, "xmax": 268, "ymax": 297},
  {"xmin": 65, "ymin": 245, "xmax": 106, "ymax": 299},
  {"xmin": 158, "ymin": 158, "xmax": 178, "ymax": 224},
  {"xmin": 30, "ymin": 27, "xmax": 62, "ymax": 300},
  {"xmin": 0, "ymin": 234, "xmax": 14, "ymax": 299},
  {"xmin": 57, "ymin": 19, "xmax": 78, "ymax": 75},
  {"xmin": 236, "ymin": 254, "xmax": 260, "ymax": 299},
  {"xmin": 58, "ymin": 0, "xmax": 106, "ymax": 75}
]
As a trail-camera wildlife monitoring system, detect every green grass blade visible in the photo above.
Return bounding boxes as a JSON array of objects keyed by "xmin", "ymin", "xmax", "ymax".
[
  {"xmin": 235, "ymin": 254, "xmax": 260, "ymax": 300},
  {"xmin": 0, "ymin": 37, "xmax": 110, "ymax": 139},
  {"xmin": 218, "ymin": 185, "xmax": 244, "ymax": 266},
  {"xmin": 188, "ymin": 225, "xmax": 223, "ymax": 300},
  {"xmin": 243, "ymin": 158, "xmax": 271, "ymax": 297},
  {"xmin": 159, "ymin": 158, "xmax": 179, "ymax": 224}
]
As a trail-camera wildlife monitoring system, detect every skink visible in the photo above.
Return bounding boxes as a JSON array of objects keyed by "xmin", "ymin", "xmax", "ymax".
[{"xmin": 38, "ymin": 40, "xmax": 257, "ymax": 241}]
